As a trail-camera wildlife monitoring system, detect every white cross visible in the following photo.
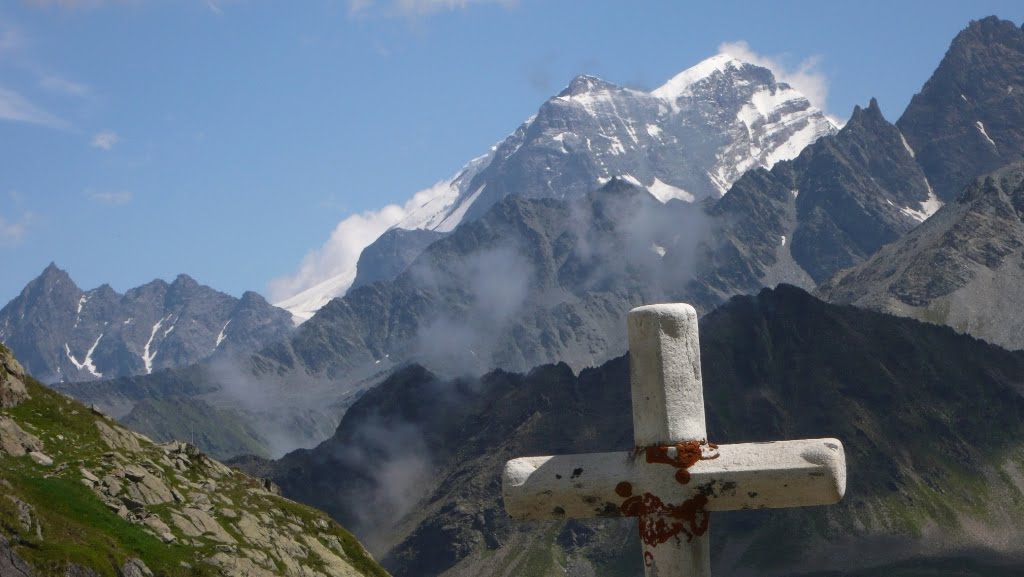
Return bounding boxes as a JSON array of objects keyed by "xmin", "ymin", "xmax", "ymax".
[{"xmin": 503, "ymin": 303, "xmax": 846, "ymax": 577}]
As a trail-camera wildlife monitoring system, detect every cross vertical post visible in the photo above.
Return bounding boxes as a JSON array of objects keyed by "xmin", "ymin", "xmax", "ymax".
[{"xmin": 628, "ymin": 304, "xmax": 709, "ymax": 576}]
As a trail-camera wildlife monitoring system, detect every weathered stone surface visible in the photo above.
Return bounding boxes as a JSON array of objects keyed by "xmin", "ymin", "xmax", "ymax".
[
  {"xmin": 142, "ymin": 515, "xmax": 173, "ymax": 542},
  {"xmin": 27, "ymin": 452, "xmax": 53, "ymax": 467},
  {"xmin": 95, "ymin": 420, "xmax": 142, "ymax": 452},
  {"xmin": 0, "ymin": 535, "xmax": 34, "ymax": 577},
  {"xmin": 0, "ymin": 416, "xmax": 42, "ymax": 457},
  {"xmin": 118, "ymin": 558, "xmax": 153, "ymax": 577},
  {"xmin": 208, "ymin": 552, "xmax": 277, "ymax": 577},
  {"xmin": 171, "ymin": 508, "xmax": 235, "ymax": 544}
]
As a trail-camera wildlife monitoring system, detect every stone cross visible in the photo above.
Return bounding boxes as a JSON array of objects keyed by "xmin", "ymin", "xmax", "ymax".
[{"xmin": 502, "ymin": 303, "xmax": 846, "ymax": 577}]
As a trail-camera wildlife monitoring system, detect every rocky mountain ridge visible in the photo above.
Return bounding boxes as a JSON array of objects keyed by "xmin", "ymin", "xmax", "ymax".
[
  {"xmin": 0, "ymin": 264, "xmax": 294, "ymax": 383},
  {"xmin": 0, "ymin": 342, "xmax": 389, "ymax": 577},
  {"xmin": 897, "ymin": 15, "xmax": 1024, "ymax": 202},
  {"xmin": 818, "ymin": 161, "xmax": 1024, "ymax": 350}
]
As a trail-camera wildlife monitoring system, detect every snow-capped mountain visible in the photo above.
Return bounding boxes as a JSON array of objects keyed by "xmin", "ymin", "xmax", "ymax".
[
  {"xmin": 0, "ymin": 264, "xmax": 294, "ymax": 383},
  {"xmin": 275, "ymin": 52, "xmax": 837, "ymax": 321}
]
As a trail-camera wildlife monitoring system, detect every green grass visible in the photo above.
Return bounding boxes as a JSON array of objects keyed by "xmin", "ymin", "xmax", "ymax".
[{"xmin": 1, "ymin": 466, "xmax": 212, "ymax": 577}]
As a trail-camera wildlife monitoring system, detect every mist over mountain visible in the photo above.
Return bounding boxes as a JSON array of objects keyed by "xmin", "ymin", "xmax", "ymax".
[{"xmin": 255, "ymin": 286, "xmax": 1024, "ymax": 577}]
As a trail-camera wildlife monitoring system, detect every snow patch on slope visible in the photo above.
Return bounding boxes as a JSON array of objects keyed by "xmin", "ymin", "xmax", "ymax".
[
  {"xmin": 901, "ymin": 182, "xmax": 944, "ymax": 223},
  {"xmin": 648, "ymin": 177, "xmax": 694, "ymax": 203},
  {"xmin": 142, "ymin": 315, "xmax": 171, "ymax": 374},
  {"xmin": 976, "ymin": 121, "xmax": 997, "ymax": 148},
  {"xmin": 215, "ymin": 320, "xmax": 230, "ymax": 349},
  {"xmin": 65, "ymin": 334, "xmax": 103, "ymax": 378}
]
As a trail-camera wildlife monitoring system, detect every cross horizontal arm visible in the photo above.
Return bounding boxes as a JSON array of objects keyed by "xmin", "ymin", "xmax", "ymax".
[{"xmin": 502, "ymin": 439, "xmax": 845, "ymax": 521}]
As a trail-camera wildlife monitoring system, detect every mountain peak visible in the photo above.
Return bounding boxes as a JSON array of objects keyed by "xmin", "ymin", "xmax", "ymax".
[
  {"xmin": 944, "ymin": 16, "xmax": 1024, "ymax": 61},
  {"xmin": 171, "ymin": 273, "xmax": 198, "ymax": 288},
  {"xmin": 651, "ymin": 53, "xmax": 757, "ymax": 99},
  {"xmin": 557, "ymin": 74, "xmax": 618, "ymax": 97},
  {"xmin": 846, "ymin": 97, "xmax": 887, "ymax": 128},
  {"xmin": 896, "ymin": 15, "xmax": 1024, "ymax": 201},
  {"xmin": 40, "ymin": 262, "xmax": 68, "ymax": 279},
  {"xmin": 33, "ymin": 262, "xmax": 75, "ymax": 291}
]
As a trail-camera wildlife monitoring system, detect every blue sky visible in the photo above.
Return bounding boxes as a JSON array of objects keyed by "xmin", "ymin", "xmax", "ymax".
[{"xmin": 1, "ymin": 0, "xmax": 1022, "ymax": 306}]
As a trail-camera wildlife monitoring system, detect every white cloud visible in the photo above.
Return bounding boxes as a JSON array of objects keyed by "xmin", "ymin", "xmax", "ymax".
[
  {"xmin": 0, "ymin": 86, "xmax": 66, "ymax": 128},
  {"xmin": 268, "ymin": 180, "xmax": 463, "ymax": 304},
  {"xmin": 88, "ymin": 190, "xmax": 133, "ymax": 205},
  {"xmin": 350, "ymin": 0, "xmax": 517, "ymax": 17},
  {"xmin": 718, "ymin": 40, "xmax": 831, "ymax": 116},
  {"xmin": 24, "ymin": 0, "xmax": 132, "ymax": 8},
  {"xmin": 0, "ymin": 211, "xmax": 34, "ymax": 246},
  {"xmin": 40, "ymin": 74, "xmax": 90, "ymax": 97},
  {"xmin": 90, "ymin": 131, "xmax": 119, "ymax": 150},
  {"xmin": 268, "ymin": 204, "xmax": 409, "ymax": 303}
]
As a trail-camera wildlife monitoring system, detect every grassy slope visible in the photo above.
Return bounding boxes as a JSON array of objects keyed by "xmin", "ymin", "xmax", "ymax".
[{"xmin": 0, "ymin": 370, "xmax": 389, "ymax": 577}]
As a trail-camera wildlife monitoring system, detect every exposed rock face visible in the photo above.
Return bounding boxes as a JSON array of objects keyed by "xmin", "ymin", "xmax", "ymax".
[
  {"xmin": 0, "ymin": 265, "xmax": 293, "ymax": 383},
  {"xmin": 0, "ymin": 344, "xmax": 28, "ymax": 408},
  {"xmin": 818, "ymin": 161, "xmax": 1024, "ymax": 350},
  {"xmin": 0, "ymin": 416, "xmax": 41, "ymax": 457},
  {"xmin": 0, "ymin": 348, "xmax": 389, "ymax": 577},
  {"xmin": 350, "ymin": 228, "xmax": 447, "ymax": 291},
  {"xmin": 898, "ymin": 16, "xmax": 1024, "ymax": 201},
  {"xmin": 260, "ymin": 286, "xmax": 1024, "ymax": 577},
  {"xmin": 692, "ymin": 96, "xmax": 936, "ymax": 307}
]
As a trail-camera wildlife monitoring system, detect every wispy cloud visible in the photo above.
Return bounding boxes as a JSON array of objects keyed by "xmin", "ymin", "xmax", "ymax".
[
  {"xmin": 718, "ymin": 40, "xmax": 831, "ymax": 117},
  {"xmin": 90, "ymin": 131, "xmax": 119, "ymax": 150},
  {"xmin": 24, "ymin": 0, "xmax": 133, "ymax": 8},
  {"xmin": 87, "ymin": 190, "xmax": 133, "ymax": 205},
  {"xmin": 0, "ymin": 85, "xmax": 66, "ymax": 128},
  {"xmin": 268, "ymin": 177, "xmax": 465, "ymax": 304},
  {"xmin": 0, "ymin": 211, "xmax": 34, "ymax": 246},
  {"xmin": 206, "ymin": 1, "xmax": 224, "ymax": 15},
  {"xmin": 350, "ymin": 0, "xmax": 517, "ymax": 18},
  {"xmin": 0, "ymin": 22, "xmax": 24, "ymax": 54},
  {"xmin": 39, "ymin": 74, "xmax": 90, "ymax": 97},
  {"xmin": 268, "ymin": 203, "xmax": 408, "ymax": 303}
]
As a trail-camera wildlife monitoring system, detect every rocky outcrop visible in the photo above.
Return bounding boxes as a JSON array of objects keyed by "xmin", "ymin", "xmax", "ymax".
[{"xmin": 0, "ymin": 344, "xmax": 28, "ymax": 408}]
